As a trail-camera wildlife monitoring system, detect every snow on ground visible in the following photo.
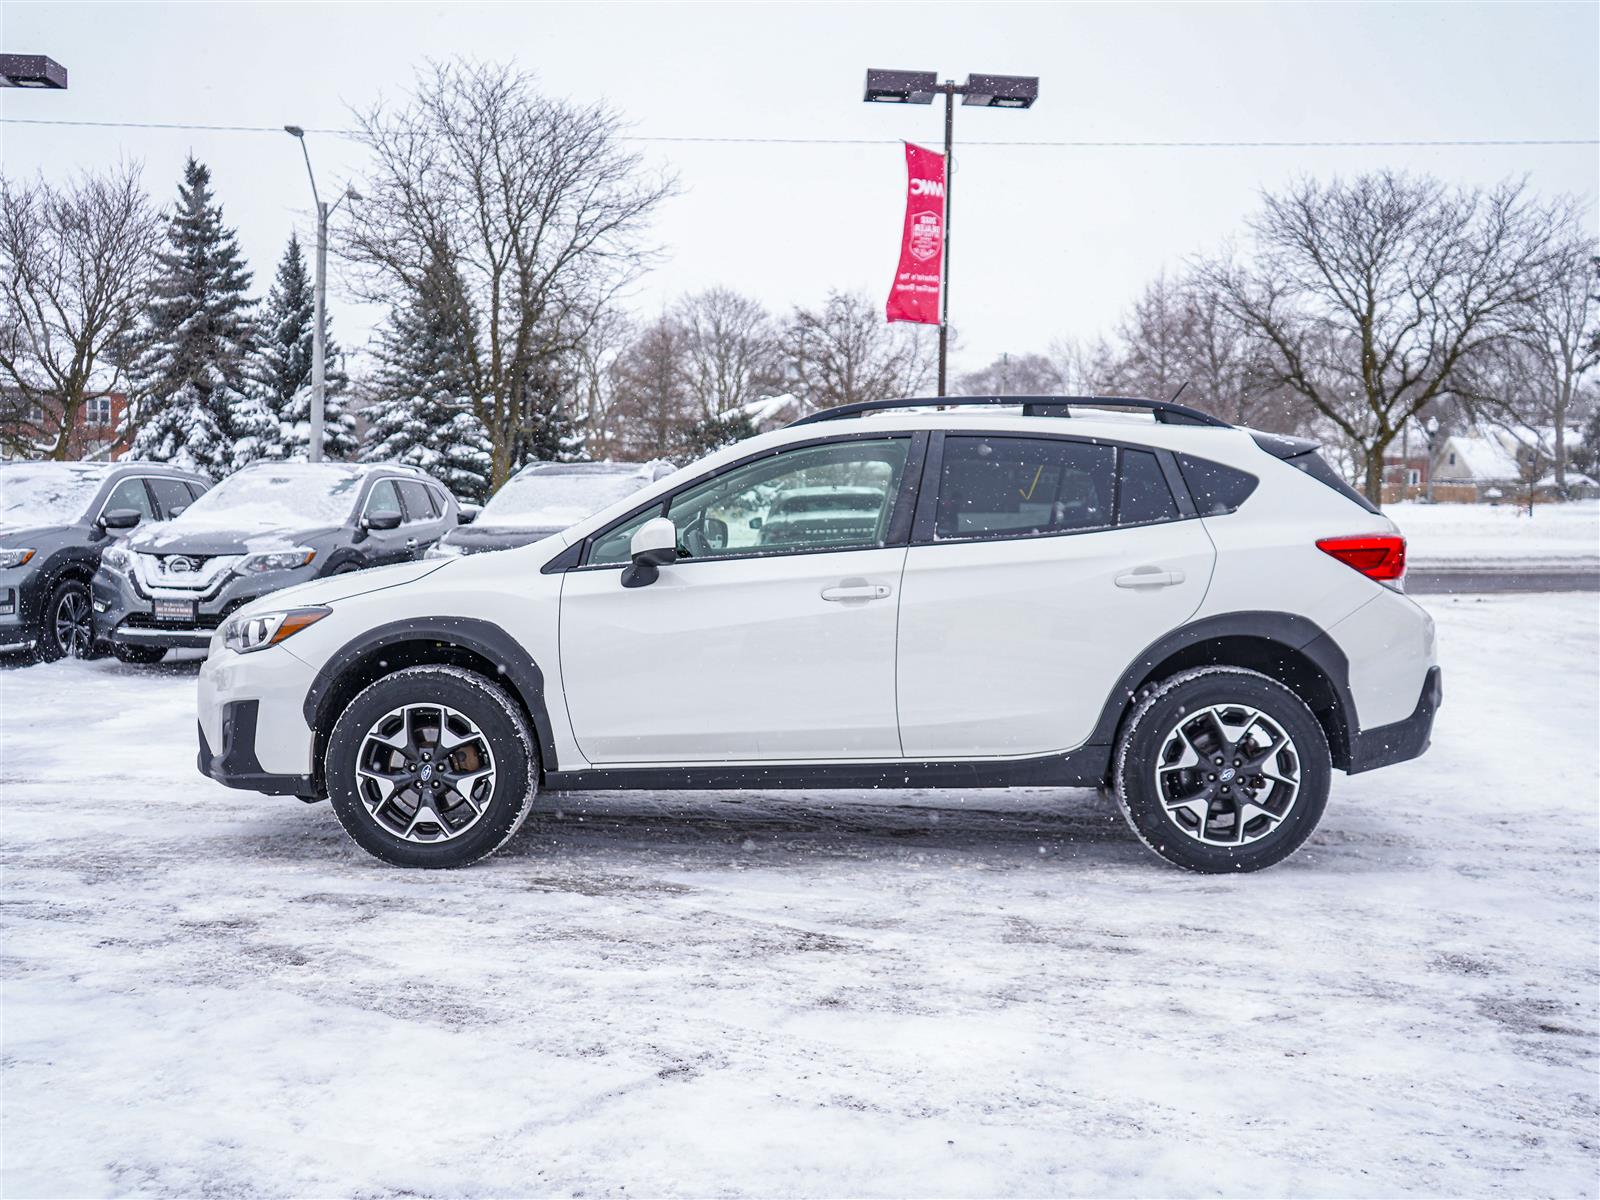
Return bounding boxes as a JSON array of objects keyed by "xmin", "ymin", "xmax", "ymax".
[
  {"xmin": 2, "ymin": 595, "xmax": 1597, "ymax": 1198},
  {"xmin": 1389, "ymin": 499, "xmax": 1599, "ymax": 566}
]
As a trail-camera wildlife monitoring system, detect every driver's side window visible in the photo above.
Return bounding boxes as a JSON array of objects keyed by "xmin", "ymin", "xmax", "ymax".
[{"xmin": 586, "ymin": 438, "xmax": 910, "ymax": 566}]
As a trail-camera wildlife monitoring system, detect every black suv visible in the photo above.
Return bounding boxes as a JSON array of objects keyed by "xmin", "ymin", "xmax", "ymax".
[
  {"xmin": 0, "ymin": 460, "xmax": 210, "ymax": 661},
  {"xmin": 93, "ymin": 461, "xmax": 459, "ymax": 661}
]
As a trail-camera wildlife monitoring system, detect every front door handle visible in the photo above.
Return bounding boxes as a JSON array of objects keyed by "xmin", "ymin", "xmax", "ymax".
[
  {"xmin": 1115, "ymin": 566, "xmax": 1185, "ymax": 589},
  {"xmin": 821, "ymin": 582, "xmax": 892, "ymax": 602},
  {"xmin": 405, "ymin": 537, "xmax": 419, "ymax": 553}
]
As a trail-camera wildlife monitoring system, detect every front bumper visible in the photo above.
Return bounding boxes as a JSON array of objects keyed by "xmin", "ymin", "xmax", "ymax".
[
  {"xmin": 0, "ymin": 566, "xmax": 47, "ymax": 650},
  {"xmin": 197, "ymin": 702, "xmax": 317, "ymax": 798},
  {"xmin": 197, "ymin": 640, "xmax": 321, "ymax": 794},
  {"xmin": 1346, "ymin": 666, "xmax": 1442, "ymax": 774},
  {"xmin": 94, "ymin": 561, "xmax": 319, "ymax": 650}
]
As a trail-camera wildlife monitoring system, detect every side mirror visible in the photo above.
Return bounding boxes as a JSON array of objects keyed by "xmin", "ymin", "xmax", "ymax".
[
  {"xmin": 363, "ymin": 511, "xmax": 403, "ymax": 532},
  {"xmin": 168, "ymin": 505, "xmax": 188, "ymax": 519},
  {"xmin": 457, "ymin": 504, "xmax": 480, "ymax": 526},
  {"xmin": 748, "ymin": 516, "xmax": 763, "ymax": 531},
  {"xmin": 621, "ymin": 517, "xmax": 678, "ymax": 589},
  {"xmin": 99, "ymin": 508, "xmax": 142, "ymax": 530}
]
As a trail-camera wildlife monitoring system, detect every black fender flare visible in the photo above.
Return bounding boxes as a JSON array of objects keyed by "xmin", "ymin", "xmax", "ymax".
[
  {"xmin": 302, "ymin": 616, "xmax": 560, "ymax": 772},
  {"xmin": 1082, "ymin": 609, "xmax": 1357, "ymax": 761}
]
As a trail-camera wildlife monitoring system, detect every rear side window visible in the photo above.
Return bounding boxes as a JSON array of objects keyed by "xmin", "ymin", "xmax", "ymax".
[
  {"xmin": 936, "ymin": 437, "xmax": 1113, "ymax": 540},
  {"xmin": 398, "ymin": 480, "xmax": 439, "ymax": 521},
  {"xmin": 1175, "ymin": 454, "xmax": 1258, "ymax": 515},
  {"xmin": 147, "ymin": 477, "xmax": 194, "ymax": 519},
  {"xmin": 1116, "ymin": 450, "xmax": 1179, "ymax": 526}
]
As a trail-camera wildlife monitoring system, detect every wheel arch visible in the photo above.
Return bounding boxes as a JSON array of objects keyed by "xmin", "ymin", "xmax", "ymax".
[
  {"xmin": 303, "ymin": 618, "xmax": 560, "ymax": 794},
  {"xmin": 1089, "ymin": 611, "xmax": 1357, "ymax": 772}
]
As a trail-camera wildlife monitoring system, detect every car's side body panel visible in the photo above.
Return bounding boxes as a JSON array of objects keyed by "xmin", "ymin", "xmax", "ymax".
[{"xmin": 896, "ymin": 517, "xmax": 1215, "ymax": 756}]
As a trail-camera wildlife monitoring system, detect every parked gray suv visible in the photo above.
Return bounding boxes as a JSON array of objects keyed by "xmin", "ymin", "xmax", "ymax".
[
  {"xmin": 0, "ymin": 461, "xmax": 210, "ymax": 661},
  {"xmin": 93, "ymin": 461, "xmax": 458, "ymax": 661}
]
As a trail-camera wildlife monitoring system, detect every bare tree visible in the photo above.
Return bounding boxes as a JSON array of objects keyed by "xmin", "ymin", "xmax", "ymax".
[
  {"xmin": 674, "ymin": 287, "xmax": 781, "ymax": 418},
  {"xmin": 1514, "ymin": 233, "xmax": 1598, "ymax": 493},
  {"xmin": 1200, "ymin": 172, "xmax": 1564, "ymax": 503},
  {"xmin": 956, "ymin": 352, "xmax": 1065, "ymax": 395},
  {"xmin": 571, "ymin": 304, "xmax": 633, "ymax": 460},
  {"xmin": 0, "ymin": 165, "xmax": 160, "ymax": 459},
  {"xmin": 782, "ymin": 290, "xmax": 932, "ymax": 410},
  {"xmin": 608, "ymin": 313, "xmax": 693, "ymax": 459},
  {"xmin": 342, "ymin": 60, "xmax": 675, "ymax": 487}
]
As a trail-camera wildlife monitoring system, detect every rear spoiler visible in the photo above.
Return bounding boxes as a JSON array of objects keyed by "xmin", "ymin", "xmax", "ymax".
[{"xmin": 1250, "ymin": 432, "xmax": 1381, "ymax": 515}]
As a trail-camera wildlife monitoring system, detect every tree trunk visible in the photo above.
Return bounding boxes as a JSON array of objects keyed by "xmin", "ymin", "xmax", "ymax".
[
  {"xmin": 1363, "ymin": 442, "xmax": 1387, "ymax": 507},
  {"xmin": 1554, "ymin": 373, "xmax": 1571, "ymax": 496}
]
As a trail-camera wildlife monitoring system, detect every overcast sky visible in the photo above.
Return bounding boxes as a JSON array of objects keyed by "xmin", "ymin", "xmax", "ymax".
[{"xmin": 3, "ymin": 1, "xmax": 1597, "ymax": 378}]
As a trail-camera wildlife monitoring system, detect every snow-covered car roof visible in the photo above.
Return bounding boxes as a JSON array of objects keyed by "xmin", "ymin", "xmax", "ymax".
[
  {"xmin": 0, "ymin": 460, "xmax": 201, "ymax": 530},
  {"xmin": 0, "ymin": 462, "xmax": 117, "ymax": 529},
  {"xmin": 479, "ymin": 460, "xmax": 671, "ymax": 531}
]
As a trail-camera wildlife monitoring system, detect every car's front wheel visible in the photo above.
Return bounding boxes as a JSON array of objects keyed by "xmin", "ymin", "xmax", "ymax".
[
  {"xmin": 325, "ymin": 666, "xmax": 538, "ymax": 867},
  {"xmin": 36, "ymin": 578, "xmax": 96, "ymax": 662},
  {"xmin": 1113, "ymin": 667, "xmax": 1330, "ymax": 873}
]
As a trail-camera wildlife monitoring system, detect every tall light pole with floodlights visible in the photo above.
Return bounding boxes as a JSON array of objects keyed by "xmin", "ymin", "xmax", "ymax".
[
  {"xmin": 863, "ymin": 69, "xmax": 1039, "ymax": 395},
  {"xmin": 284, "ymin": 125, "xmax": 358, "ymax": 462}
]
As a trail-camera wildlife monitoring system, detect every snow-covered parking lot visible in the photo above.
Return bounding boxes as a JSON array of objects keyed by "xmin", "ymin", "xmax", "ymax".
[{"xmin": 2, "ymin": 593, "xmax": 1596, "ymax": 1198}]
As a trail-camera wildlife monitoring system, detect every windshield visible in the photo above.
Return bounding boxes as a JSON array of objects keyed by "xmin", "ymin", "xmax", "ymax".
[
  {"xmin": 174, "ymin": 465, "xmax": 365, "ymax": 529},
  {"xmin": 479, "ymin": 469, "xmax": 650, "ymax": 529},
  {"xmin": 0, "ymin": 463, "xmax": 111, "ymax": 529}
]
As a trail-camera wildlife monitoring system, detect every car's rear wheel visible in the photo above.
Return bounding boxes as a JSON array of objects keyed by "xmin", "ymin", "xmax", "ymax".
[
  {"xmin": 1113, "ymin": 667, "xmax": 1330, "ymax": 873},
  {"xmin": 36, "ymin": 578, "xmax": 95, "ymax": 662},
  {"xmin": 326, "ymin": 666, "xmax": 538, "ymax": 867}
]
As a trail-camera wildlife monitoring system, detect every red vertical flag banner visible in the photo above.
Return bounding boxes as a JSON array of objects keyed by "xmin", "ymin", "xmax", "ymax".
[{"xmin": 885, "ymin": 141, "xmax": 945, "ymax": 325}]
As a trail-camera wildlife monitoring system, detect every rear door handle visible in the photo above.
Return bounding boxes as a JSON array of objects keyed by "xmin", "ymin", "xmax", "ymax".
[
  {"xmin": 821, "ymin": 583, "xmax": 892, "ymax": 602},
  {"xmin": 1115, "ymin": 567, "xmax": 1185, "ymax": 589}
]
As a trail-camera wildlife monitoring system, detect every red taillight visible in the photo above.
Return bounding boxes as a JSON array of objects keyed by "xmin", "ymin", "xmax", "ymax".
[{"xmin": 1317, "ymin": 534, "xmax": 1406, "ymax": 581}]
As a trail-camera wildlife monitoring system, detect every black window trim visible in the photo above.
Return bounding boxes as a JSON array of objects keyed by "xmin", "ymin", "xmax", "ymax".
[
  {"xmin": 568, "ymin": 430, "xmax": 930, "ymax": 572},
  {"xmin": 910, "ymin": 428, "xmax": 1203, "ymax": 549}
]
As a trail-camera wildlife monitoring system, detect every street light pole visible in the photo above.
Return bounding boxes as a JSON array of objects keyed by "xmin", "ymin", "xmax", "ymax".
[
  {"xmin": 864, "ymin": 69, "xmax": 1038, "ymax": 397},
  {"xmin": 283, "ymin": 126, "xmax": 360, "ymax": 463},
  {"xmin": 938, "ymin": 82, "xmax": 955, "ymax": 395}
]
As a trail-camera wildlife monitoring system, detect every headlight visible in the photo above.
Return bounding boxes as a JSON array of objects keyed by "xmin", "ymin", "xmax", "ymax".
[
  {"xmin": 0, "ymin": 548, "xmax": 35, "ymax": 569},
  {"xmin": 222, "ymin": 606, "xmax": 331, "ymax": 654},
  {"xmin": 237, "ymin": 548, "xmax": 316, "ymax": 574},
  {"xmin": 424, "ymin": 540, "xmax": 464, "ymax": 559},
  {"xmin": 100, "ymin": 545, "xmax": 132, "ymax": 573}
]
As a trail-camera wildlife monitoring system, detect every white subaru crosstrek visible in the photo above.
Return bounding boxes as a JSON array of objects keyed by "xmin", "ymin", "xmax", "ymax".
[{"xmin": 197, "ymin": 397, "xmax": 1440, "ymax": 873}]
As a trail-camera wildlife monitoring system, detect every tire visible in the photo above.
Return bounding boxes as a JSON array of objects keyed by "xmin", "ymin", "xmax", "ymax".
[
  {"xmin": 35, "ymin": 578, "xmax": 96, "ymax": 662},
  {"xmin": 325, "ymin": 665, "xmax": 538, "ymax": 868},
  {"xmin": 1112, "ymin": 667, "xmax": 1330, "ymax": 873},
  {"xmin": 111, "ymin": 643, "xmax": 168, "ymax": 665}
]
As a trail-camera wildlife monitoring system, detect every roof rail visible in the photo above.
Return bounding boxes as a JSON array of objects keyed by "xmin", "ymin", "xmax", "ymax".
[{"xmin": 786, "ymin": 394, "xmax": 1233, "ymax": 429}]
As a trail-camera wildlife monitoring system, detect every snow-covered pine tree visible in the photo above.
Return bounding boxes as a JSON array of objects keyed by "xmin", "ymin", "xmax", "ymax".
[
  {"xmin": 360, "ymin": 280, "xmax": 492, "ymax": 502},
  {"xmin": 128, "ymin": 157, "xmax": 269, "ymax": 478},
  {"xmin": 513, "ymin": 348, "xmax": 584, "ymax": 468},
  {"xmin": 252, "ymin": 233, "xmax": 357, "ymax": 460}
]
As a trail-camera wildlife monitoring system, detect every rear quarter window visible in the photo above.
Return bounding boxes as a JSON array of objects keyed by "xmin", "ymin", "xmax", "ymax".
[
  {"xmin": 1174, "ymin": 454, "xmax": 1258, "ymax": 515},
  {"xmin": 1288, "ymin": 451, "xmax": 1381, "ymax": 515}
]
